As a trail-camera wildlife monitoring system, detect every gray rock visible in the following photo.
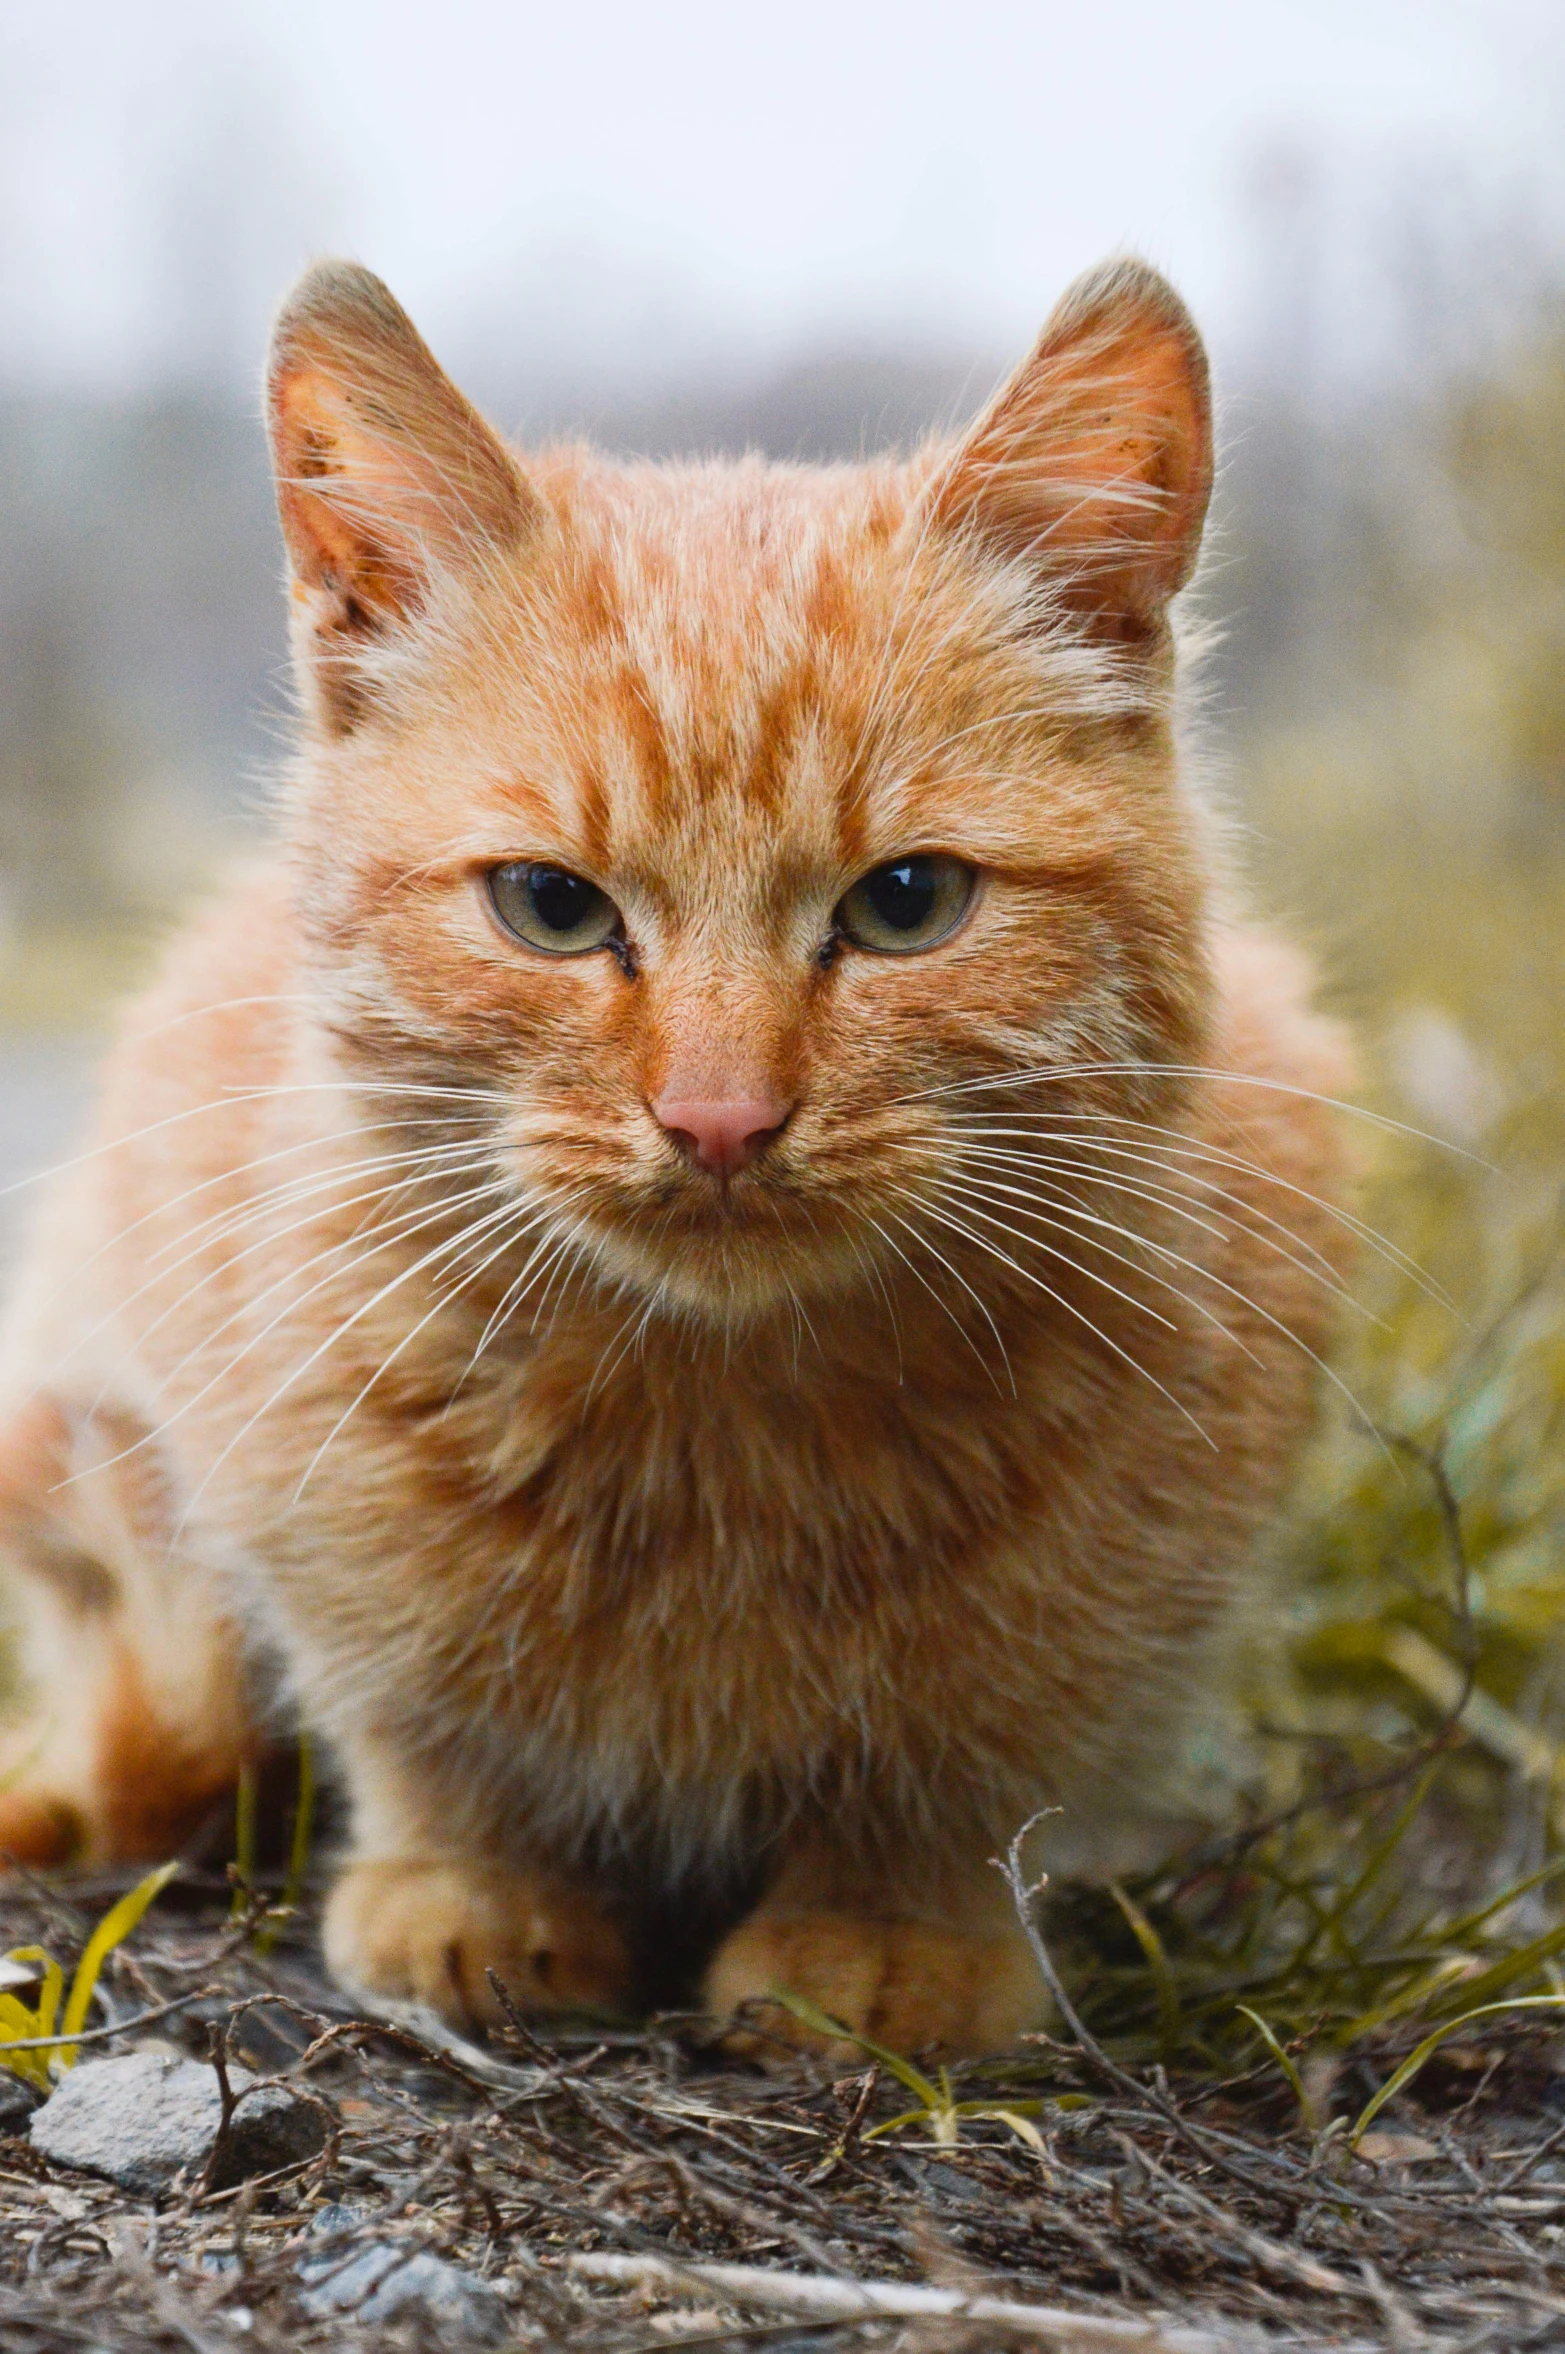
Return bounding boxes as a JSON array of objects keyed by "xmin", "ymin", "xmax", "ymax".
[
  {"xmin": 29, "ymin": 2048, "xmax": 327, "ymax": 2193},
  {"xmin": 298, "ymin": 2239, "xmax": 509, "ymax": 2343},
  {"xmin": 0, "ymin": 2071, "xmax": 42, "ymax": 2131},
  {"xmin": 306, "ymin": 2200, "xmax": 370, "ymax": 2238}
]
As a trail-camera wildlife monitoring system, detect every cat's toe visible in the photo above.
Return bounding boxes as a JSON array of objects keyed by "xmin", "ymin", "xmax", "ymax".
[
  {"xmin": 703, "ymin": 1910, "xmax": 1047, "ymax": 2064},
  {"xmin": 323, "ymin": 1858, "xmax": 632, "ymax": 2026}
]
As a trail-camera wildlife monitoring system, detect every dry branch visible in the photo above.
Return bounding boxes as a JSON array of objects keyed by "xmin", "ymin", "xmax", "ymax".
[{"xmin": 569, "ymin": 2250, "xmax": 1271, "ymax": 2349}]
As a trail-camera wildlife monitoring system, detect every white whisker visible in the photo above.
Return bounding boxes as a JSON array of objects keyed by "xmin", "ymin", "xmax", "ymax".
[
  {"xmin": 887, "ymin": 1183, "xmax": 1216, "ymax": 1448},
  {"xmin": 876, "ymin": 1205, "xmax": 1015, "ymax": 1395},
  {"xmin": 857, "ymin": 1210, "xmax": 1005, "ymax": 1393},
  {"xmin": 72, "ymin": 1153, "xmax": 505, "ymax": 1419},
  {"xmin": 918, "ymin": 1171, "xmax": 1266, "ymax": 1371},
  {"xmin": 0, "ymin": 1076, "xmax": 511, "ymax": 1206},
  {"xmin": 170, "ymin": 1189, "xmax": 530, "ymax": 1540},
  {"xmin": 292, "ymin": 1201, "xmax": 557, "ymax": 1501},
  {"xmin": 934, "ymin": 1138, "xmax": 1367, "ymax": 1315},
  {"xmin": 942, "ymin": 1113, "xmax": 1445, "ymax": 1306},
  {"xmin": 909, "ymin": 1167, "xmax": 1389, "ymax": 1461},
  {"xmin": 22, "ymin": 1113, "xmax": 494, "ymax": 1346},
  {"xmin": 65, "ymin": 1171, "xmax": 518, "ymax": 1487},
  {"xmin": 904, "ymin": 1058, "xmax": 1492, "ymax": 1172},
  {"xmin": 444, "ymin": 1191, "xmax": 594, "ymax": 1407}
]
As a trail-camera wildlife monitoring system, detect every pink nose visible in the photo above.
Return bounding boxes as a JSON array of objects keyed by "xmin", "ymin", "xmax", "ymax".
[{"xmin": 653, "ymin": 1096, "xmax": 791, "ymax": 1177}]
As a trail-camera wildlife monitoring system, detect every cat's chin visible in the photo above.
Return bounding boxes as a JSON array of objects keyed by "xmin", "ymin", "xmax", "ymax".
[{"xmin": 581, "ymin": 1212, "xmax": 869, "ymax": 1328}]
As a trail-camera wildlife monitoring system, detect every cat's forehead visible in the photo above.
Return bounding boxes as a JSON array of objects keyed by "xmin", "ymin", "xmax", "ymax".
[
  {"xmin": 562, "ymin": 454, "xmax": 915, "ymax": 720},
  {"xmin": 459, "ymin": 448, "xmax": 1042, "ymax": 881}
]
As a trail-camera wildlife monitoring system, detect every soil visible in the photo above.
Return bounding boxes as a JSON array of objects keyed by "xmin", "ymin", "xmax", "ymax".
[{"xmin": 4, "ymin": 1867, "xmax": 1565, "ymax": 2353}]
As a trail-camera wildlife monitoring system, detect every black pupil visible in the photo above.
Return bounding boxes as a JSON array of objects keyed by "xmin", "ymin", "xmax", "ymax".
[
  {"xmin": 865, "ymin": 858, "xmax": 936, "ymax": 932},
  {"xmin": 527, "ymin": 865, "xmax": 597, "ymax": 933}
]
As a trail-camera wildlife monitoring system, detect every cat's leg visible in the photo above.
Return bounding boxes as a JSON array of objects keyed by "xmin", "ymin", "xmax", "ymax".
[
  {"xmin": 703, "ymin": 1828, "xmax": 1048, "ymax": 2061},
  {"xmin": 0, "ymin": 1396, "xmax": 251, "ymax": 1863},
  {"xmin": 320, "ymin": 1748, "xmax": 634, "ymax": 2026}
]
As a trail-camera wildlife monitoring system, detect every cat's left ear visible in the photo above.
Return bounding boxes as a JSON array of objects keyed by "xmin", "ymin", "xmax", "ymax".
[
  {"xmin": 267, "ymin": 260, "xmax": 543, "ymax": 730},
  {"xmin": 931, "ymin": 257, "xmax": 1212, "ymax": 647}
]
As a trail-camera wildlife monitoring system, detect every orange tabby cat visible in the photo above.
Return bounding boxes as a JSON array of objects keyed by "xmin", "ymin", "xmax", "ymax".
[{"xmin": 0, "ymin": 256, "xmax": 1351, "ymax": 2056}]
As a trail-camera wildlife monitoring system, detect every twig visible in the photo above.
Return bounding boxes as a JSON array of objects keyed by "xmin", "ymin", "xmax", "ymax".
[
  {"xmin": 194, "ymin": 2020, "xmax": 240, "ymax": 2200},
  {"xmin": 485, "ymin": 1967, "xmax": 646, "ymax": 2151},
  {"xmin": 621, "ymin": 2323, "xmax": 850, "ymax": 2353},
  {"xmin": 805, "ymin": 2064, "xmax": 879, "ymax": 2186},
  {"xmin": 997, "ymin": 1820, "xmax": 1316, "ymax": 2210},
  {"xmin": 1495, "ymin": 2111, "xmax": 1565, "ymax": 2193},
  {"xmin": 189, "ymin": 2010, "xmax": 341, "ymax": 2204},
  {"xmin": 598, "ymin": 2148, "xmax": 847, "ymax": 2278},
  {"xmin": 0, "ymin": 1983, "xmax": 222, "ymax": 2052},
  {"xmin": 568, "ymin": 2252, "xmax": 1244, "ymax": 2349},
  {"xmin": 1022, "ymin": 2191, "xmax": 1167, "ymax": 2304},
  {"xmin": 1115, "ymin": 2133, "xmax": 1368, "ymax": 2305},
  {"xmin": 218, "ymin": 1989, "xmax": 504, "ymax": 2103}
]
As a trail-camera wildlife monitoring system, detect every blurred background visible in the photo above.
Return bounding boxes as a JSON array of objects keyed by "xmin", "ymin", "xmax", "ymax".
[
  {"xmin": 3, "ymin": 0, "xmax": 1565, "ymax": 1827},
  {"xmin": 1, "ymin": 0, "xmax": 1561, "ymax": 1046}
]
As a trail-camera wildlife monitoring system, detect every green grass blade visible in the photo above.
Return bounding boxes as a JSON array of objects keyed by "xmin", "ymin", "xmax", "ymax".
[
  {"xmin": 3, "ymin": 1947, "xmax": 61, "ymax": 2038},
  {"xmin": 1234, "ymin": 2004, "xmax": 1312, "ymax": 2123},
  {"xmin": 256, "ymin": 1733, "xmax": 316, "ymax": 1957},
  {"xmin": 0, "ymin": 1996, "xmax": 52, "ymax": 2091},
  {"xmin": 1434, "ymin": 1855, "xmax": 1565, "ymax": 1949},
  {"xmin": 0, "ymin": 1950, "xmax": 64, "ymax": 2092},
  {"xmin": 1111, "ymin": 1882, "xmax": 1183, "ymax": 2056},
  {"xmin": 1350, "ymin": 1995, "xmax": 1565, "ymax": 2147},
  {"xmin": 230, "ymin": 1763, "xmax": 258, "ymax": 1920},
  {"xmin": 1345, "ymin": 1954, "xmax": 1476, "ymax": 2037},
  {"xmin": 1425, "ymin": 1919, "xmax": 1565, "ymax": 2017},
  {"xmin": 1302, "ymin": 1754, "xmax": 1445, "ymax": 1964},
  {"xmin": 863, "ymin": 2105, "xmax": 934, "ymax": 2142},
  {"xmin": 767, "ymin": 1989, "xmax": 941, "ymax": 2105}
]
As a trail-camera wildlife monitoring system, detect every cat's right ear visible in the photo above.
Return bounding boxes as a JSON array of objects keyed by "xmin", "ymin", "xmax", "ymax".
[
  {"xmin": 929, "ymin": 257, "xmax": 1213, "ymax": 653},
  {"xmin": 267, "ymin": 261, "xmax": 542, "ymax": 732}
]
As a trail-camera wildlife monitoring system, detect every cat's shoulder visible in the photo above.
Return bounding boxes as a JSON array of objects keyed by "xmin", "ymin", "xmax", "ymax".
[
  {"xmin": 1210, "ymin": 920, "xmax": 1356, "ymax": 1103},
  {"xmin": 104, "ymin": 856, "xmax": 303, "ymax": 1106}
]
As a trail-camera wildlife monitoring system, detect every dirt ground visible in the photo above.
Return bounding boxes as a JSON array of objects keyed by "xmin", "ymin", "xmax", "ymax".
[{"xmin": 6, "ymin": 1868, "xmax": 1565, "ymax": 2354}]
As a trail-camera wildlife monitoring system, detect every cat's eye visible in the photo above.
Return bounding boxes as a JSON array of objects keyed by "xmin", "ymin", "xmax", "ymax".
[
  {"xmin": 834, "ymin": 854, "xmax": 975, "ymax": 954},
  {"xmin": 487, "ymin": 862, "xmax": 624, "ymax": 956}
]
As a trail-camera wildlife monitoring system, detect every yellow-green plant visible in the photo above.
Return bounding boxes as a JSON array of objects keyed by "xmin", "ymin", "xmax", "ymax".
[
  {"xmin": 0, "ymin": 1862, "xmax": 177, "ymax": 2090},
  {"xmin": 770, "ymin": 1990, "xmax": 1049, "ymax": 2155}
]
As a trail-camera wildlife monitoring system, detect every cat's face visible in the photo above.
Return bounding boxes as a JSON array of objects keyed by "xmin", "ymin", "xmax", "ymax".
[{"xmin": 270, "ymin": 263, "xmax": 1215, "ymax": 1324}]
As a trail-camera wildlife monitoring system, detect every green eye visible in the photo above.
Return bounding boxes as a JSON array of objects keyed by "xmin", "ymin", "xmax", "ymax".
[
  {"xmin": 835, "ymin": 854, "xmax": 975, "ymax": 954},
  {"xmin": 488, "ymin": 862, "xmax": 623, "ymax": 955}
]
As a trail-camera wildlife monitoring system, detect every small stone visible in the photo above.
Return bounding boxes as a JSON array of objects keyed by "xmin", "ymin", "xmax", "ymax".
[
  {"xmin": 29, "ymin": 2049, "xmax": 327, "ymax": 2194},
  {"xmin": 299, "ymin": 2240, "xmax": 509, "ymax": 2344},
  {"xmin": 1356, "ymin": 2128, "xmax": 1440, "ymax": 2164},
  {"xmin": 307, "ymin": 2200, "xmax": 369, "ymax": 2239},
  {"xmin": 0, "ymin": 2070, "xmax": 43, "ymax": 2131}
]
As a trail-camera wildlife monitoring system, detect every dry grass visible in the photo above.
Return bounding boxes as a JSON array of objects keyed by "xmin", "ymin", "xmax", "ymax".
[{"xmin": 7, "ymin": 1827, "xmax": 1565, "ymax": 2354}]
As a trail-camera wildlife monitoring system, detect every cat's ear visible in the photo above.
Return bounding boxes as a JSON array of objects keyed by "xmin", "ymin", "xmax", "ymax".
[
  {"xmin": 267, "ymin": 260, "xmax": 541, "ymax": 728},
  {"xmin": 932, "ymin": 258, "xmax": 1212, "ymax": 646}
]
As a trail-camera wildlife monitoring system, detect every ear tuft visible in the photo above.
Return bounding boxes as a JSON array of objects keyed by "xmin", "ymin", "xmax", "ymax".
[
  {"xmin": 932, "ymin": 256, "xmax": 1213, "ymax": 647},
  {"xmin": 267, "ymin": 260, "xmax": 540, "ymax": 729}
]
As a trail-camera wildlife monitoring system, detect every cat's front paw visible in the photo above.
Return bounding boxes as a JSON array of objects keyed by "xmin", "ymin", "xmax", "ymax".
[
  {"xmin": 703, "ymin": 1910, "xmax": 1046, "ymax": 2063},
  {"xmin": 324, "ymin": 1858, "xmax": 632, "ymax": 2026}
]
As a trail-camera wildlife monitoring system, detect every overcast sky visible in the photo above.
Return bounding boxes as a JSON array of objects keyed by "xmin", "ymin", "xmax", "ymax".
[{"xmin": 2, "ymin": 0, "xmax": 1562, "ymax": 394}]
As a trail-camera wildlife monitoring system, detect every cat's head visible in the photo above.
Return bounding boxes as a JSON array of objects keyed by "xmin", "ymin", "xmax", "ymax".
[{"xmin": 266, "ymin": 258, "xmax": 1216, "ymax": 1327}]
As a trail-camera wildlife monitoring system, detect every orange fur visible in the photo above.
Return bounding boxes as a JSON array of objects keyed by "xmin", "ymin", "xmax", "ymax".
[{"xmin": 0, "ymin": 258, "xmax": 1352, "ymax": 2055}]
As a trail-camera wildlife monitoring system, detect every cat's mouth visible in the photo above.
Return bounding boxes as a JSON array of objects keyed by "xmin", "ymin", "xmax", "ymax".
[
  {"xmin": 622, "ymin": 1165, "xmax": 827, "ymax": 1244},
  {"xmin": 494, "ymin": 1103, "xmax": 929, "ymax": 1318},
  {"xmin": 562, "ymin": 1157, "xmax": 870, "ymax": 1316}
]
